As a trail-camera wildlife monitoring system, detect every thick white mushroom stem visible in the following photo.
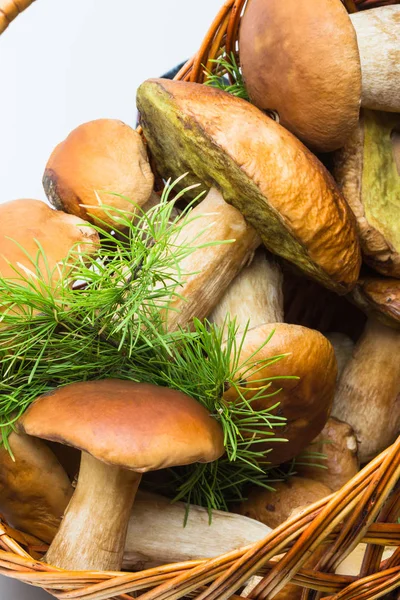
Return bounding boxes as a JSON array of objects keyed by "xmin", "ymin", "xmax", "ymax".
[
  {"xmin": 163, "ymin": 187, "xmax": 261, "ymax": 332},
  {"xmin": 45, "ymin": 452, "xmax": 141, "ymax": 571},
  {"xmin": 123, "ymin": 491, "xmax": 271, "ymax": 570},
  {"xmin": 210, "ymin": 250, "xmax": 283, "ymax": 334},
  {"xmin": 332, "ymin": 318, "xmax": 400, "ymax": 463},
  {"xmin": 350, "ymin": 7, "xmax": 400, "ymax": 112},
  {"xmin": 324, "ymin": 333, "xmax": 355, "ymax": 380}
]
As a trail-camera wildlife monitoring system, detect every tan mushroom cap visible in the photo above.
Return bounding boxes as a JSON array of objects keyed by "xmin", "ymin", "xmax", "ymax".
[
  {"xmin": 351, "ymin": 277, "xmax": 400, "ymax": 330},
  {"xmin": 0, "ymin": 199, "xmax": 99, "ymax": 287},
  {"xmin": 43, "ymin": 119, "xmax": 154, "ymax": 230},
  {"xmin": 239, "ymin": 0, "xmax": 361, "ymax": 152},
  {"xmin": 0, "ymin": 432, "xmax": 73, "ymax": 543},
  {"xmin": 223, "ymin": 324, "xmax": 337, "ymax": 465},
  {"xmin": 234, "ymin": 477, "xmax": 332, "ymax": 529},
  {"xmin": 137, "ymin": 79, "xmax": 361, "ymax": 293},
  {"xmin": 17, "ymin": 380, "xmax": 224, "ymax": 471}
]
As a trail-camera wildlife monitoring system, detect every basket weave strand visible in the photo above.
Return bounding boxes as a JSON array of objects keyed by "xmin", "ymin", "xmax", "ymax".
[
  {"xmin": 0, "ymin": 0, "xmax": 399, "ymax": 599},
  {"xmin": 0, "ymin": 0, "xmax": 34, "ymax": 33},
  {"xmin": 0, "ymin": 439, "xmax": 397, "ymax": 599}
]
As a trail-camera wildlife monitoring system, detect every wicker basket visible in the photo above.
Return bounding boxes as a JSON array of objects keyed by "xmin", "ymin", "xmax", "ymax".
[{"xmin": 0, "ymin": 1, "xmax": 399, "ymax": 599}]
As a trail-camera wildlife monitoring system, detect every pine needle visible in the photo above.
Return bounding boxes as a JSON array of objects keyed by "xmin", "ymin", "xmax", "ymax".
[
  {"xmin": 204, "ymin": 52, "xmax": 249, "ymax": 100},
  {"xmin": 0, "ymin": 176, "xmax": 293, "ymax": 509}
]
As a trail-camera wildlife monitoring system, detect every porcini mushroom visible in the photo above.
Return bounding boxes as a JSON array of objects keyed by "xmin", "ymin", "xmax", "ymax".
[
  {"xmin": 333, "ymin": 110, "xmax": 400, "ymax": 277},
  {"xmin": 17, "ymin": 379, "xmax": 224, "ymax": 571},
  {"xmin": 43, "ymin": 119, "xmax": 154, "ymax": 230},
  {"xmin": 0, "ymin": 199, "xmax": 99, "ymax": 292},
  {"xmin": 234, "ymin": 477, "xmax": 332, "ymax": 529},
  {"xmin": 0, "ymin": 432, "xmax": 73, "ymax": 543},
  {"xmin": 210, "ymin": 250, "xmax": 337, "ymax": 465},
  {"xmin": 296, "ymin": 417, "xmax": 359, "ymax": 491},
  {"xmin": 332, "ymin": 317, "xmax": 400, "ymax": 463},
  {"xmin": 324, "ymin": 334, "xmax": 355, "ymax": 380},
  {"xmin": 161, "ymin": 187, "xmax": 260, "ymax": 331},
  {"xmin": 123, "ymin": 491, "xmax": 271, "ymax": 570},
  {"xmin": 137, "ymin": 78, "xmax": 361, "ymax": 294},
  {"xmin": 239, "ymin": 1, "xmax": 400, "ymax": 152}
]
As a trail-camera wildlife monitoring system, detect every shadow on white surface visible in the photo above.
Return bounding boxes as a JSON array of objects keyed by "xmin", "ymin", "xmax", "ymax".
[
  {"xmin": 0, "ymin": 0, "xmax": 222, "ymax": 205},
  {"xmin": 0, "ymin": 576, "xmax": 52, "ymax": 598}
]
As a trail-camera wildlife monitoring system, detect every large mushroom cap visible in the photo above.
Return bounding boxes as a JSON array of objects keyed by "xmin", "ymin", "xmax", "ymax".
[
  {"xmin": 0, "ymin": 199, "xmax": 98, "ymax": 286},
  {"xmin": 239, "ymin": 0, "xmax": 361, "ymax": 152},
  {"xmin": 43, "ymin": 119, "xmax": 154, "ymax": 230},
  {"xmin": 137, "ymin": 79, "xmax": 361, "ymax": 294},
  {"xmin": 17, "ymin": 380, "xmax": 224, "ymax": 470},
  {"xmin": 223, "ymin": 323, "xmax": 337, "ymax": 465}
]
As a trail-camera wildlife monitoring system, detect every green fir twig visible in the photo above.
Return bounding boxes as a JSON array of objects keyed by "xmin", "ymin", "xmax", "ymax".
[
  {"xmin": 0, "ymin": 176, "xmax": 293, "ymax": 510},
  {"xmin": 204, "ymin": 52, "xmax": 249, "ymax": 100}
]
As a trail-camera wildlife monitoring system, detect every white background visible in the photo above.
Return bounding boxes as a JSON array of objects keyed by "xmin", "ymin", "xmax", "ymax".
[{"xmin": 0, "ymin": 0, "xmax": 221, "ymax": 597}]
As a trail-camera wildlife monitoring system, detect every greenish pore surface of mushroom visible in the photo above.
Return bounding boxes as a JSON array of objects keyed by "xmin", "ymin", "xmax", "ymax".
[
  {"xmin": 334, "ymin": 110, "xmax": 400, "ymax": 277},
  {"xmin": 363, "ymin": 111, "xmax": 400, "ymax": 259},
  {"xmin": 137, "ymin": 79, "xmax": 360, "ymax": 294}
]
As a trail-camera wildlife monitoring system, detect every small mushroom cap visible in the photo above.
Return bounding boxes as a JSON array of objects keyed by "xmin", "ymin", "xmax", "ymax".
[
  {"xmin": 0, "ymin": 199, "xmax": 99, "ymax": 286},
  {"xmin": 0, "ymin": 432, "xmax": 73, "ymax": 543},
  {"xmin": 137, "ymin": 79, "xmax": 361, "ymax": 293},
  {"xmin": 234, "ymin": 476, "xmax": 332, "ymax": 529},
  {"xmin": 17, "ymin": 380, "xmax": 224, "ymax": 471},
  {"xmin": 43, "ymin": 119, "xmax": 154, "ymax": 230},
  {"xmin": 239, "ymin": 0, "xmax": 361, "ymax": 152},
  {"xmin": 333, "ymin": 110, "xmax": 400, "ymax": 277},
  {"xmin": 350, "ymin": 277, "xmax": 400, "ymax": 329},
  {"xmin": 297, "ymin": 417, "xmax": 359, "ymax": 492},
  {"xmin": 223, "ymin": 323, "xmax": 337, "ymax": 465}
]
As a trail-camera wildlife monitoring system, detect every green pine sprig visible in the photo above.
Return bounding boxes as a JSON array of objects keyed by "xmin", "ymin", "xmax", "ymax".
[
  {"xmin": 126, "ymin": 318, "xmax": 297, "ymax": 510},
  {"xmin": 0, "ymin": 176, "xmax": 294, "ymax": 510},
  {"xmin": 204, "ymin": 52, "xmax": 249, "ymax": 100}
]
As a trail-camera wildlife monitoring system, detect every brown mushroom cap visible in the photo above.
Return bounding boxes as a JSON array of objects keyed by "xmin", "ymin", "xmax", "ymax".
[
  {"xmin": 297, "ymin": 417, "xmax": 359, "ymax": 491},
  {"xmin": 239, "ymin": 0, "xmax": 361, "ymax": 152},
  {"xmin": 234, "ymin": 476, "xmax": 332, "ymax": 529},
  {"xmin": 43, "ymin": 119, "xmax": 154, "ymax": 230},
  {"xmin": 17, "ymin": 380, "xmax": 224, "ymax": 471},
  {"xmin": 223, "ymin": 324, "xmax": 337, "ymax": 465},
  {"xmin": 137, "ymin": 79, "xmax": 361, "ymax": 293},
  {"xmin": 0, "ymin": 199, "xmax": 99, "ymax": 287},
  {"xmin": 0, "ymin": 432, "xmax": 73, "ymax": 543},
  {"xmin": 333, "ymin": 110, "xmax": 400, "ymax": 277},
  {"xmin": 350, "ymin": 277, "xmax": 400, "ymax": 330}
]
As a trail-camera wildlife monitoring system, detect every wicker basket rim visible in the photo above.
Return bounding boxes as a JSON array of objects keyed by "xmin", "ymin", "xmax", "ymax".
[{"xmin": 0, "ymin": 1, "xmax": 399, "ymax": 599}]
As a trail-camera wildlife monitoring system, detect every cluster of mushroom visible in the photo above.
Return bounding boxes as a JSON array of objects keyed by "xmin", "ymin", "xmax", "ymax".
[{"xmin": 0, "ymin": 0, "xmax": 399, "ymax": 592}]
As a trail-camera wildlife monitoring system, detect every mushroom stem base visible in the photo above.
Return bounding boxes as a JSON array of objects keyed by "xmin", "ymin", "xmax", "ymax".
[{"xmin": 45, "ymin": 452, "xmax": 141, "ymax": 571}]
